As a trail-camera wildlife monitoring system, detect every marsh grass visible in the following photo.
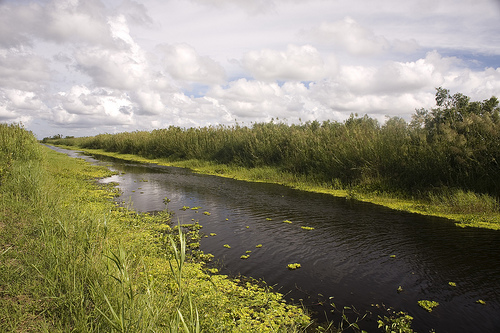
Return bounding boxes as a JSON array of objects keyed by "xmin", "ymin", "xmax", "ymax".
[{"xmin": 1, "ymin": 124, "xmax": 313, "ymax": 332}]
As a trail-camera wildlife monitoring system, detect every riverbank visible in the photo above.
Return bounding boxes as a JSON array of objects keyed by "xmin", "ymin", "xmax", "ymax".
[
  {"xmin": 1, "ymin": 126, "xmax": 312, "ymax": 332},
  {"xmin": 51, "ymin": 145, "xmax": 500, "ymax": 231}
]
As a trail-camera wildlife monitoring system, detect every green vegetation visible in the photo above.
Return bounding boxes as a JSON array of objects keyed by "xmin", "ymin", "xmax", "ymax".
[
  {"xmin": 1, "ymin": 124, "xmax": 314, "ymax": 332},
  {"xmin": 418, "ymin": 300, "xmax": 440, "ymax": 312},
  {"xmin": 287, "ymin": 263, "xmax": 301, "ymax": 270},
  {"xmin": 301, "ymin": 226, "xmax": 315, "ymax": 230},
  {"xmin": 43, "ymin": 88, "xmax": 500, "ymax": 229}
]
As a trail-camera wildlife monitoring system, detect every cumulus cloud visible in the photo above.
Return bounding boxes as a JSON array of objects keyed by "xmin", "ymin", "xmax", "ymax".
[
  {"xmin": 0, "ymin": 50, "xmax": 51, "ymax": 91},
  {"xmin": 242, "ymin": 44, "xmax": 337, "ymax": 81},
  {"xmin": 73, "ymin": 15, "xmax": 150, "ymax": 91},
  {"xmin": 301, "ymin": 17, "xmax": 420, "ymax": 56},
  {"xmin": 54, "ymin": 85, "xmax": 134, "ymax": 126},
  {"xmin": 157, "ymin": 43, "xmax": 226, "ymax": 85}
]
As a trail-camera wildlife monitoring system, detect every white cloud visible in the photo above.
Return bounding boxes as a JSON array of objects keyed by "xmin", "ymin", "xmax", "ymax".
[
  {"xmin": 0, "ymin": 0, "xmax": 499, "ymax": 139},
  {"xmin": 54, "ymin": 85, "xmax": 134, "ymax": 126},
  {"xmin": 242, "ymin": 44, "xmax": 337, "ymax": 81},
  {"xmin": 157, "ymin": 43, "xmax": 226, "ymax": 85},
  {"xmin": 0, "ymin": 49, "xmax": 51, "ymax": 91},
  {"xmin": 73, "ymin": 15, "xmax": 150, "ymax": 90}
]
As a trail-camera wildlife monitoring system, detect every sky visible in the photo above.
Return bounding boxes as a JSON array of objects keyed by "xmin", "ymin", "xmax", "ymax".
[{"xmin": 1, "ymin": 0, "xmax": 500, "ymax": 139}]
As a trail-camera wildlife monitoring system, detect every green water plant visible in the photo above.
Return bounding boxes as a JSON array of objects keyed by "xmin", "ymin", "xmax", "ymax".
[
  {"xmin": 476, "ymin": 299, "xmax": 486, "ymax": 305},
  {"xmin": 240, "ymin": 255, "xmax": 250, "ymax": 259},
  {"xmin": 301, "ymin": 226, "xmax": 315, "ymax": 230},
  {"xmin": 223, "ymin": 244, "xmax": 231, "ymax": 248},
  {"xmin": 448, "ymin": 282, "xmax": 456, "ymax": 287},
  {"xmin": 418, "ymin": 300, "xmax": 439, "ymax": 312},
  {"xmin": 287, "ymin": 263, "xmax": 301, "ymax": 270},
  {"xmin": 283, "ymin": 220, "xmax": 292, "ymax": 224}
]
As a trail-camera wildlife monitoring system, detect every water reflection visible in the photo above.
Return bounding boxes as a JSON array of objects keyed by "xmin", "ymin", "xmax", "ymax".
[{"xmin": 49, "ymin": 146, "xmax": 500, "ymax": 333}]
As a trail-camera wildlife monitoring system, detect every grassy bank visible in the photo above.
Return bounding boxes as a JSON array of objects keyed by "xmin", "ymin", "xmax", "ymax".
[
  {"xmin": 1, "ymin": 124, "xmax": 314, "ymax": 332},
  {"xmin": 52, "ymin": 144, "xmax": 500, "ymax": 231}
]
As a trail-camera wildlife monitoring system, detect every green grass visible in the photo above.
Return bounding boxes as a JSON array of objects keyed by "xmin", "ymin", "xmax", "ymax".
[{"xmin": 1, "ymin": 125, "xmax": 314, "ymax": 332}]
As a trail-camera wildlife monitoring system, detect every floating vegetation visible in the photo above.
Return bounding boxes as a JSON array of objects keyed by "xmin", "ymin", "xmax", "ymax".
[
  {"xmin": 255, "ymin": 244, "xmax": 263, "ymax": 248},
  {"xmin": 203, "ymin": 211, "xmax": 211, "ymax": 216},
  {"xmin": 246, "ymin": 226, "xmax": 249, "ymax": 229},
  {"xmin": 476, "ymin": 299, "xmax": 486, "ymax": 305},
  {"xmin": 208, "ymin": 268, "xmax": 219, "ymax": 274},
  {"xmin": 301, "ymin": 226, "xmax": 314, "ymax": 230},
  {"xmin": 240, "ymin": 255, "xmax": 250, "ymax": 259},
  {"xmin": 225, "ymin": 218, "xmax": 229, "ymax": 221},
  {"xmin": 266, "ymin": 218, "xmax": 273, "ymax": 221},
  {"xmin": 283, "ymin": 220, "xmax": 292, "ymax": 224},
  {"xmin": 397, "ymin": 286, "xmax": 404, "ymax": 293},
  {"xmin": 449, "ymin": 282, "xmax": 457, "ymax": 287},
  {"xmin": 418, "ymin": 300, "xmax": 439, "ymax": 312},
  {"xmin": 390, "ymin": 255, "xmax": 396, "ymax": 258},
  {"xmin": 287, "ymin": 263, "xmax": 301, "ymax": 270},
  {"xmin": 180, "ymin": 206, "xmax": 190, "ymax": 211},
  {"xmin": 209, "ymin": 233, "xmax": 216, "ymax": 236},
  {"xmin": 223, "ymin": 244, "xmax": 231, "ymax": 248},
  {"xmin": 245, "ymin": 250, "xmax": 252, "ymax": 254},
  {"xmin": 191, "ymin": 206, "xmax": 202, "ymax": 210}
]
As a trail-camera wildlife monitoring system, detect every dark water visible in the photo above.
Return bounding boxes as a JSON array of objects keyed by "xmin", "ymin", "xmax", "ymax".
[{"xmin": 50, "ymin": 146, "xmax": 500, "ymax": 333}]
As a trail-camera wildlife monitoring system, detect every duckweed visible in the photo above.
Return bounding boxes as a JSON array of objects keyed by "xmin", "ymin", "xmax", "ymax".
[
  {"xmin": 209, "ymin": 233, "xmax": 217, "ymax": 236},
  {"xmin": 203, "ymin": 211, "xmax": 211, "ymax": 215},
  {"xmin": 240, "ymin": 255, "xmax": 250, "ymax": 259},
  {"xmin": 283, "ymin": 220, "xmax": 292, "ymax": 224},
  {"xmin": 418, "ymin": 300, "xmax": 439, "ymax": 312},
  {"xmin": 255, "ymin": 244, "xmax": 263, "ymax": 248},
  {"xmin": 301, "ymin": 226, "xmax": 315, "ymax": 230},
  {"xmin": 476, "ymin": 299, "xmax": 486, "ymax": 305},
  {"xmin": 223, "ymin": 244, "xmax": 231, "ymax": 248},
  {"xmin": 287, "ymin": 263, "xmax": 301, "ymax": 270},
  {"xmin": 449, "ymin": 282, "xmax": 457, "ymax": 287}
]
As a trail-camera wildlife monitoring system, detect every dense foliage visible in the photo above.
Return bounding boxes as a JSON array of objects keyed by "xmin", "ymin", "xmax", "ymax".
[{"xmin": 46, "ymin": 88, "xmax": 500, "ymax": 198}]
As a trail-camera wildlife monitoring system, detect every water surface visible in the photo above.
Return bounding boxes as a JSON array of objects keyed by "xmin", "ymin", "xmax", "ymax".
[{"xmin": 50, "ymin": 146, "xmax": 500, "ymax": 333}]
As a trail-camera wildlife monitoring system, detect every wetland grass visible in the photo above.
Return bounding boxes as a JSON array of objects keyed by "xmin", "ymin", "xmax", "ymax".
[{"xmin": 1, "ymin": 124, "xmax": 313, "ymax": 332}]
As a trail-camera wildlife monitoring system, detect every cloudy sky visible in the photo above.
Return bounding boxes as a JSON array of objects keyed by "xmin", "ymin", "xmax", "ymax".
[{"xmin": 1, "ymin": 0, "xmax": 499, "ymax": 138}]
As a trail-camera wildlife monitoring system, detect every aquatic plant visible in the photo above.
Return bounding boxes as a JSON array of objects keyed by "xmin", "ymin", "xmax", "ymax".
[
  {"xmin": 283, "ymin": 220, "xmax": 292, "ymax": 224},
  {"xmin": 203, "ymin": 211, "xmax": 211, "ymax": 216},
  {"xmin": 418, "ymin": 300, "xmax": 439, "ymax": 312},
  {"xmin": 301, "ymin": 226, "xmax": 315, "ymax": 230},
  {"xmin": 448, "ymin": 282, "xmax": 456, "ymax": 287},
  {"xmin": 209, "ymin": 233, "xmax": 216, "ymax": 236},
  {"xmin": 287, "ymin": 263, "xmax": 301, "ymax": 270},
  {"xmin": 240, "ymin": 255, "xmax": 250, "ymax": 259},
  {"xmin": 255, "ymin": 244, "xmax": 263, "ymax": 248},
  {"xmin": 180, "ymin": 206, "xmax": 190, "ymax": 211},
  {"xmin": 223, "ymin": 244, "xmax": 231, "ymax": 248},
  {"xmin": 476, "ymin": 299, "xmax": 486, "ymax": 305},
  {"xmin": 266, "ymin": 218, "xmax": 273, "ymax": 221}
]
